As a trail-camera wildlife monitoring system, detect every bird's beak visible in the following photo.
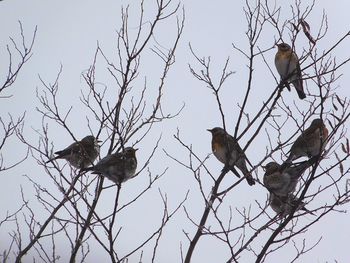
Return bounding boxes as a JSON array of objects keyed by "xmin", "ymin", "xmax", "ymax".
[
  {"xmin": 97, "ymin": 140, "xmax": 102, "ymax": 143},
  {"xmin": 134, "ymin": 148, "xmax": 139, "ymax": 151},
  {"xmin": 207, "ymin": 129, "xmax": 212, "ymax": 133}
]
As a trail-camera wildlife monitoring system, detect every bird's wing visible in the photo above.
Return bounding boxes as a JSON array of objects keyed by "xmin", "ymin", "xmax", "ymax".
[
  {"xmin": 293, "ymin": 52, "xmax": 302, "ymax": 78},
  {"xmin": 227, "ymin": 134, "xmax": 250, "ymax": 163},
  {"xmin": 54, "ymin": 142, "xmax": 80, "ymax": 157},
  {"xmin": 290, "ymin": 124, "xmax": 318, "ymax": 152},
  {"xmin": 92, "ymin": 154, "xmax": 117, "ymax": 172},
  {"xmin": 302, "ymin": 124, "xmax": 320, "ymax": 138},
  {"xmin": 285, "ymin": 160, "xmax": 311, "ymax": 180}
]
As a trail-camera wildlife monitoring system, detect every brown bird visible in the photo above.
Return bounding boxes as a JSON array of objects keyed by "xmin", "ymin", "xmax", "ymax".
[
  {"xmin": 208, "ymin": 127, "xmax": 255, "ymax": 186},
  {"xmin": 285, "ymin": 119, "xmax": 328, "ymax": 164},
  {"xmin": 275, "ymin": 43, "xmax": 306, "ymax": 99},
  {"xmin": 46, "ymin": 135, "xmax": 100, "ymax": 169},
  {"xmin": 263, "ymin": 159, "xmax": 314, "ymax": 197},
  {"xmin": 269, "ymin": 192, "xmax": 314, "ymax": 217},
  {"xmin": 83, "ymin": 147, "xmax": 138, "ymax": 184}
]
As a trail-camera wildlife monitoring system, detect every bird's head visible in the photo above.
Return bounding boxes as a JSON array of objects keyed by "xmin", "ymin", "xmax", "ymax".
[
  {"xmin": 310, "ymin": 118, "xmax": 324, "ymax": 128},
  {"xmin": 276, "ymin": 43, "xmax": 291, "ymax": 52},
  {"xmin": 124, "ymin": 147, "xmax": 138, "ymax": 157},
  {"xmin": 82, "ymin": 135, "xmax": 96, "ymax": 144},
  {"xmin": 263, "ymin": 162, "xmax": 281, "ymax": 175},
  {"xmin": 82, "ymin": 135, "xmax": 102, "ymax": 146},
  {"xmin": 207, "ymin": 127, "xmax": 226, "ymax": 136}
]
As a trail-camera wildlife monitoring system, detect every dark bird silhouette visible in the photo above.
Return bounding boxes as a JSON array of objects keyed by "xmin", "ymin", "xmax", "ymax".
[
  {"xmin": 46, "ymin": 135, "xmax": 100, "ymax": 169},
  {"xmin": 83, "ymin": 147, "xmax": 138, "ymax": 184},
  {"xmin": 285, "ymin": 119, "xmax": 328, "ymax": 165}
]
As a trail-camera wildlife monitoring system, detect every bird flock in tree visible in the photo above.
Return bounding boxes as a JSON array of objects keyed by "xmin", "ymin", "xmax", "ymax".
[
  {"xmin": 207, "ymin": 43, "xmax": 329, "ymax": 217},
  {"xmin": 46, "ymin": 138, "xmax": 138, "ymax": 186},
  {"xmin": 46, "ymin": 43, "xmax": 328, "ymax": 217}
]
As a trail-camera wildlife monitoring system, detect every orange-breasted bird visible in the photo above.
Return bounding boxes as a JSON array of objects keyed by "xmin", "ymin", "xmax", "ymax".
[
  {"xmin": 46, "ymin": 135, "xmax": 100, "ymax": 169},
  {"xmin": 275, "ymin": 43, "xmax": 306, "ymax": 99},
  {"xmin": 83, "ymin": 147, "xmax": 138, "ymax": 184},
  {"xmin": 284, "ymin": 118, "xmax": 328, "ymax": 165},
  {"xmin": 208, "ymin": 127, "xmax": 255, "ymax": 186}
]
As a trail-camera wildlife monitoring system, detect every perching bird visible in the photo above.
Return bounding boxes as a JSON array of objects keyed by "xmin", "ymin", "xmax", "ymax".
[
  {"xmin": 83, "ymin": 147, "xmax": 138, "ymax": 184},
  {"xmin": 275, "ymin": 43, "xmax": 306, "ymax": 99},
  {"xmin": 285, "ymin": 118, "xmax": 328, "ymax": 164},
  {"xmin": 263, "ymin": 159, "xmax": 315, "ymax": 197},
  {"xmin": 269, "ymin": 192, "xmax": 313, "ymax": 217},
  {"xmin": 46, "ymin": 135, "xmax": 100, "ymax": 169},
  {"xmin": 208, "ymin": 127, "xmax": 255, "ymax": 186}
]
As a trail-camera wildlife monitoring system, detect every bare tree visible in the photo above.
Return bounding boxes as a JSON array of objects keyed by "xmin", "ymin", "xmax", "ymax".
[
  {"xmin": 0, "ymin": 21, "xmax": 36, "ymax": 263},
  {"xmin": 166, "ymin": 1, "xmax": 350, "ymax": 262},
  {"xmin": 0, "ymin": 22, "xmax": 36, "ymax": 173},
  {"xmin": 1, "ymin": 1, "xmax": 350, "ymax": 263},
  {"xmin": 2, "ymin": 1, "xmax": 186, "ymax": 263}
]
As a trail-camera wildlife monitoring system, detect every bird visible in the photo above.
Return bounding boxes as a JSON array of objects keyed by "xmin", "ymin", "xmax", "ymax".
[
  {"xmin": 269, "ymin": 192, "xmax": 313, "ymax": 217},
  {"xmin": 263, "ymin": 159, "xmax": 315, "ymax": 198},
  {"xmin": 207, "ymin": 127, "xmax": 255, "ymax": 186},
  {"xmin": 46, "ymin": 135, "xmax": 100, "ymax": 169},
  {"xmin": 275, "ymin": 43, "xmax": 306, "ymax": 99},
  {"xmin": 83, "ymin": 147, "xmax": 138, "ymax": 184},
  {"xmin": 284, "ymin": 118, "xmax": 328, "ymax": 165}
]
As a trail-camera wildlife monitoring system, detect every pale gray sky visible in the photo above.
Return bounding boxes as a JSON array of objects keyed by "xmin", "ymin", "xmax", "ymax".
[{"xmin": 1, "ymin": 0, "xmax": 350, "ymax": 262}]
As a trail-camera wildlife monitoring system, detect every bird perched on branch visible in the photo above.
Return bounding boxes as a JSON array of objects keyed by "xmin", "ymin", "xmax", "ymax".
[
  {"xmin": 263, "ymin": 159, "xmax": 315, "ymax": 197},
  {"xmin": 83, "ymin": 147, "xmax": 138, "ymax": 184},
  {"xmin": 46, "ymin": 135, "xmax": 100, "ymax": 169},
  {"xmin": 284, "ymin": 119, "xmax": 328, "ymax": 165},
  {"xmin": 269, "ymin": 192, "xmax": 314, "ymax": 217},
  {"xmin": 207, "ymin": 127, "xmax": 255, "ymax": 186},
  {"xmin": 263, "ymin": 159, "xmax": 316, "ymax": 216},
  {"xmin": 275, "ymin": 43, "xmax": 306, "ymax": 99}
]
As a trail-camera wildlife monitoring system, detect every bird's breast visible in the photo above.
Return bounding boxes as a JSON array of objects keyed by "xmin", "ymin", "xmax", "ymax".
[
  {"xmin": 275, "ymin": 52, "xmax": 296, "ymax": 78},
  {"xmin": 212, "ymin": 142, "xmax": 227, "ymax": 164}
]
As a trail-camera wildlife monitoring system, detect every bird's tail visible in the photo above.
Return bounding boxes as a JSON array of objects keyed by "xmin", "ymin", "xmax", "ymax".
[
  {"xmin": 81, "ymin": 166, "xmax": 94, "ymax": 172},
  {"xmin": 284, "ymin": 82, "xmax": 292, "ymax": 91},
  {"xmin": 229, "ymin": 167, "xmax": 241, "ymax": 178},
  {"xmin": 292, "ymin": 80, "xmax": 306, "ymax": 99},
  {"xmin": 228, "ymin": 166, "xmax": 255, "ymax": 186},
  {"xmin": 300, "ymin": 206, "xmax": 315, "ymax": 215},
  {"xmin": 296, "ymin": 88, "xmax": 306, "ymax": 99},
  {"xmin": 243, "ymin": 170, "xmax": 255, "ymax": 186},
  {"xmin": 235, "ymin": 160, "xmax": 255, "ymax": 186},
  {"xmin": 45, "ymin": 156, "xmax": 58, "ymax": 164},
  {"xmin": 45, "ymin": 150, "xmax": 67, "ymax": 164},
  {"xmin": 289, "ymin": 196, "xmax": 315, "ymax": 215}
]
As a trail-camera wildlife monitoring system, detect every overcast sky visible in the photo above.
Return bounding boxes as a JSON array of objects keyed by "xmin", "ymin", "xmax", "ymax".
[{"xmin": 1, "ymin": 0, "xmax": 350, "ymax": 262}]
